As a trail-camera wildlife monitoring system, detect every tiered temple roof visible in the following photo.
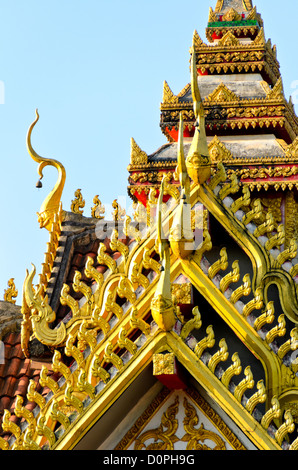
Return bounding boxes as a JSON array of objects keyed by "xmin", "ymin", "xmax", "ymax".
[{"xmin": 1, "ymin": 0, "xmax": 298, "ymax": 451}]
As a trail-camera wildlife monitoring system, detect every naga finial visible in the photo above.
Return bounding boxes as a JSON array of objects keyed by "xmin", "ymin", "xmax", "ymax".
[
  {"xmin": 169, "ymin": 113, "xmax": 194, "ymax": 259},
  {"xmin": 22, "ymin": 264, "xmax": 66, "ymax": 350},
  {"xmin": 27, "ymin": 109, "xmax": 66, "ymax": 231},
  {"xmin": 186, "ymin": 46, "xmax": 211, "ymax": 185},
  {"xmin": 151, "ymin": 177, "xmax": 176, "ymax": 331}
]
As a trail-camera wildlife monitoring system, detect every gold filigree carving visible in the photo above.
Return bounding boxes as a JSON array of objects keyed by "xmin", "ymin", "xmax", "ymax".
[
  {"xmin": 194, "ymin": 325, "xmax": 215, "ymax": 360},
  {"xmin": 208, "ymin": 136, "xmax": 233, "ymax": 163},
  {"xmin": 91, "ymin": 195, "xmax": 105, "ymax": 219},
  {"xmin": 223, "ymin": 7, "xmax": 242, "ymax": 21},
  {"xmin": 3, "ymin": 278, "xmax": 18, "ymax": 304},
  {"xmin": 112, "ymin": 199, "xmax": 126, "ymax": 222},
  {"xmin": 218, "ymin": 29, "xmax": 241, "ymax": 45},
  {"xmin": 182, "ymin": 397, "xmax": 226, "ymax": 450},
  {"xmin": 180, "ymin": 306, "xmax": 202, "ymax": 340},
  {"xmin": 133, "ymin": 394, "xmax": 228, "ymax": 451},
  {"xmin": 162, "ymin": 81, "xmax": 179, "ymax": 105},
  {"xmin": 71, "ymin": 189, "xmax": 85, "ymax": 215},
  {"xmin": 205, "ymin": 83, "xmax": 239, "ymax": 103},
  {"xmin": 208, "ymin": 7, "xmax": 218, "ymax": 23},
  {"xmin": 153, "ymin": 352, "xmax": 176, "ymax": 376},
  {"xmin": 172, "ymin": 283, "xmax": 192, "ymax": 305},
  {"xmin": 208, "ymin": 247, "xmax": 228, "ymax": 279},
  {"xmin": 130, "ymin": 138, "xmax": 148, "ymax": 165},
  {"xmin": 23, "ymin": 264, "xmax": 67, "ymax": 348}
]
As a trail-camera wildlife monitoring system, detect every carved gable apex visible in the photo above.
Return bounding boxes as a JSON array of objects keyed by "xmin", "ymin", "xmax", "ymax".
[
  {"xmin": 208, "ymin": 7, "xmax": 218, "ymax": 23},
  {"xmin": 266, "ymin": 77, "xmax": 285, "ymax": 101},
  {"xmin": 253, "ymin": 27, "xmax": 265, "ymax": 46},
  {"xmin": 285, "ymin": 136, "xmax": 298, "ymax": 159},
  {"xmin": 130, "ymin": 138, "xmax": 148, "ymax": 165},
  {"xmin": 205, "ymin": 83, "xmax": 239, "ymax": 103},
  {"xmin": 163, "ymin": 81, "xmax": 179, "ymax": 105},
  {"xmin": 193, "ymin": 29, "xmax": 206, "ymax": 49},
  {"xmin": 222, "ymin": 7, "xmax": 242, "ymax": 22},
  {"xmin": 218, "ymin": 31, "xmax": 241, "ymax": 47},
  {"xmin": 208, "ymin": 136, "xmax": 233, "ymax": 163}
]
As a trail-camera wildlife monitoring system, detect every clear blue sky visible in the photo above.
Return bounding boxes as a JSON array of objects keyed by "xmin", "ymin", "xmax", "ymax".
[{"xmin": 0, "ymin": 0, "xmax": 297, "ymax": 303}]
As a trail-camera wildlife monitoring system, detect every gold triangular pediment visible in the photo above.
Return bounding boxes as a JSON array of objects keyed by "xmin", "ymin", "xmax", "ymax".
[
  {"xmin": 222, "ymin": 8, "xmax": 242, "ymax": 22},
  {"xmin": 162, "ymin": 80, "xmax": 179, "ymax": 105},
  {"xmin": 285, "ymin": 136, "xmax": 298, "ymax": 159},
  {"xmin": 208, "ymin": 7, "xmax": 218, "ymax": 23},
  {"xmin": 115, "ymin": 388, "xmax": 246, "ymax": 450},
  {"xmin": 218, "ymin": 31, "xmax": 241, "ymax": 47},
  {"xmin": 266, "ymin": 77, "xmax": 285, "ymax": 101},
  {"xmin": 192, "ymin": 30, "xmax": 206, "ymax": 49},
  {"xmin": 130, "ymin": 138, "xmax": 148, "ymax": 165},
  {"xmin": 205, "ymin": 83, "xmax": 239, "ymax": 103},
  {"xmin": 208, "ymin": 136, "xmax": 233, "ymax": 163},
  {"xmin": 253, "ymin": 27, "xmax": 265, "ymax": 46}
]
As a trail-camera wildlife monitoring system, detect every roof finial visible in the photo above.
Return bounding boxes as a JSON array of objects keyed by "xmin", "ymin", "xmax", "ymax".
[
  {"xmin": 186, "ymin": 47, "xmax": 211, "ymax": 185},
  {"xmin": 151, "ymin": 177, "xmax": 176, "ymax": 331},
  {"xmin": 27, "ymin": 110, "xmax": 66, "ymax": 231},
  {"xmin": 169, "ymin": 113, "xmax": 194, "ymax": 259}
]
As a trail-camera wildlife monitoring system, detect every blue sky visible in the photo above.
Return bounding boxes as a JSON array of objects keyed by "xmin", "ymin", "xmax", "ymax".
[{"xmin": 0, "ymin": 0, "xmax": 297, "ymax": 303}]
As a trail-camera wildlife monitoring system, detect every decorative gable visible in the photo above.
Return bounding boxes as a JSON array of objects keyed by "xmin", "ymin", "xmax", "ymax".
[{"xmin": 115, "ymin": 388, "xmax": 247, "ymax": 450}]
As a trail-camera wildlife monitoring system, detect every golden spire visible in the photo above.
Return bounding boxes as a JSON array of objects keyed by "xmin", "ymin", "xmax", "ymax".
[
  {"xmin": 151, "ymin": 177, "xmax": 176, "ymax": 331},
  {"xmin": 186, "ymin": 46, "xmax": 211, "ymax": 185},
  {"xmin": 27, "ymin": 110, "xmax": 66, "ymax": 231}
]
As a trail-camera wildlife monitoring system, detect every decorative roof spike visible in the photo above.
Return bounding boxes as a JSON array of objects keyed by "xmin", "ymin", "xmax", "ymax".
[
  {"xmin": 27, "ymin": 109, "xmax": 66, "ymax": 231},
  {"xmin": 192, "ymin": 30, "xmax": 204, "ymax": 49},
  {"xmin": 91, "ymin": 195, "xmax": 105, "ymax": 219},
  {"xmin": 22, "ymin": 264, "xmax": 67, "ymax": 349},
  {"xmin": 169, "ymin": 113, "xmax": 194, "ymax": 259},
  {"xmin": 71, "ymin": 189, "xmax": 85, "ymax": 215},
  {"xmin": 130, "ymin": 137, "xmax": 148, "ymax": 165},
  {"xmin": 3, "ymin": 278, "xmax": 18, "ymax": 304},
  {"xmin": 162, "ymin": 81, "xmax": 178, "ymax": 105},
  {"xmin": 112, "ymin": 199, "xmax": 126, "ymax": 222},
  {"xmin": 186, "ymin": 48, "xmax": 211, "ymax": 185},
  {"xmin": 151, "ymin": 177, "xmax": 176, "ymax": 331}
]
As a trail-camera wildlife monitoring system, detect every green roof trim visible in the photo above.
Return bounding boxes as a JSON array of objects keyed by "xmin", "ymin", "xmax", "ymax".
[{"xmin": 207, "ymin": 20, "xmax": 258, "ymax": 28}]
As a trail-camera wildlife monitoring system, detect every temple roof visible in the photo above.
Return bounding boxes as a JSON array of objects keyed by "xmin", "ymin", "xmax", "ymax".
[{"xmin": 1, "ymin": 0, "xmax": 298, "ymax": 452}]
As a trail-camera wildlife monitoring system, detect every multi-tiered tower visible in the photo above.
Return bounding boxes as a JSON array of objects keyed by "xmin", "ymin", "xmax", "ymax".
[{"xmin": 1, "ymin": 0, "xmax": 298, "ymax": 451}]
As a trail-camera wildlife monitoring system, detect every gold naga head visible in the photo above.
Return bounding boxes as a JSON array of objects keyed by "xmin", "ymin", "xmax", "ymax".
[
  {"xmin": 186, "ymin": 43, "xmax": 211, "ymax": 185},
  {"xmin": 27, "ymin": 110, "xmax": 66, "ymax": 231}
]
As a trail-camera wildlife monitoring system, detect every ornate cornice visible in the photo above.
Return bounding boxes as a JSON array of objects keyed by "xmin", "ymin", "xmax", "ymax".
[
  {"xmin": 191, "ymin": 29, "xmax": 279, "ymax": 84},
  {"xmin": 160, "ymin": 76, "xmax": 298, "ymax": 143}
]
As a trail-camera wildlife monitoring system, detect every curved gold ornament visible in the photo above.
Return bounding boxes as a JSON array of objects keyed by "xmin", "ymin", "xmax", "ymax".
[
  {"xmin": 23, "ymin": 264, "xmax": 66, "ymax": 348},
  {"xmin": 71, "ymin": 189, "xmax": 85, "ymax": 215},
  {"xmin": 3, "ymin": 278, "xmax": 18, "ymax": 304},
  {"xmin": 27, "ymin": 110, "xmax": 66, "ymax": 231},
  {"xmin": 91, "ymin": 195, "xmax": 105, "ymax": 219}
]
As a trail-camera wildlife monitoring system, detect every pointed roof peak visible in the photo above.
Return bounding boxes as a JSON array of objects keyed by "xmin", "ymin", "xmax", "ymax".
[{"xmin": 214, "ymin": 0, "xmax": 254, "ymax": 15}]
